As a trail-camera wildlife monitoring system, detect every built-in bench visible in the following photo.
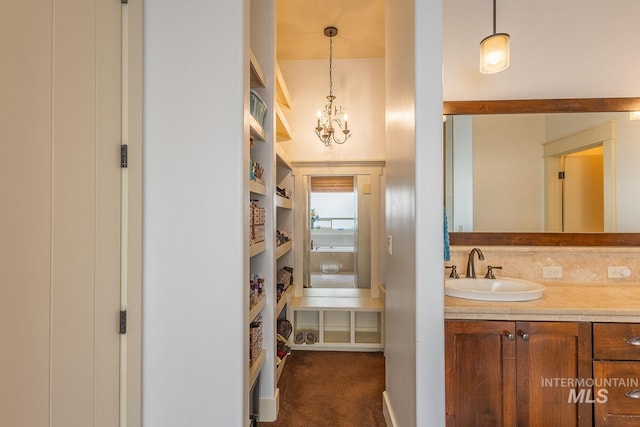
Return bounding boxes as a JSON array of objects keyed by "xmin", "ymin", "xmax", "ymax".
[{"xmin": 289, "ymin": 289, "xmax": 384, "ymax": 351}]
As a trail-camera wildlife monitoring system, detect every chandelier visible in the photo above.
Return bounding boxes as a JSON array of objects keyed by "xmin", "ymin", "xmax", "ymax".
[{"xmin": 315, "ymin": 26, "xmax": 351, "ymax": 147}]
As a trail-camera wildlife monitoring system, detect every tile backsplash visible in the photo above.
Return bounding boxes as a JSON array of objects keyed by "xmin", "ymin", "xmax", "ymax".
[{"xmin": 447, "ymin": 246, "xmax": 640, "ymax": 283}]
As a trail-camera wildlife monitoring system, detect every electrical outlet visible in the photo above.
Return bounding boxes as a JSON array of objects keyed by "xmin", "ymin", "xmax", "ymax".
[
  {"xmin": 542, "ymin": 266, "xmax": 563, "ymax": 279},
  {"xmin": 387, "ymin": 235, "xmax": 393, "ymax": 256},
  {"xmin": 608, "ymin": 266, "xmax": 632, "ymax": 279}
]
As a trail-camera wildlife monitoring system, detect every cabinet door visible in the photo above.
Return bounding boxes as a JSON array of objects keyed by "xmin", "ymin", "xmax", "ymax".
[
  {"xmin": 445, "ymin": 320, "xmax": 517, "ymax": 427},
  {"xmin": 594, "ymin": 361, "xmax": 640, "ymax": 426},
  {"xmin": 516, "ymin": 321, "xmax": 592, "ymax": 427}
]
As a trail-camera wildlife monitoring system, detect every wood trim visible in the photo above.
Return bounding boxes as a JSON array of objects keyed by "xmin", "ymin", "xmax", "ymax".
[
  {"xmin": 449, "ymin": 232, "xmax": 640, "ymax": 246},
  {"xmin": 443, "ymin": 97, "xmax": 640, "ymax": 115}
]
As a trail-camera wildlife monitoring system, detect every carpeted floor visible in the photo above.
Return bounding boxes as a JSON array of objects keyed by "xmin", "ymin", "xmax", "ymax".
[{"xmin": 261, "ymin": 350, "xmax": 386, "ymax": 427}]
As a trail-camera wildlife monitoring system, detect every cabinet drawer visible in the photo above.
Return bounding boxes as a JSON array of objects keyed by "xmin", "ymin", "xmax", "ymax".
[
  {"xmin": 593, "ymin": 361, "xmax": 640, "ymax": 425},
  {"xmin": 594, "ymin": 323, "xmax": 640, "ymax": 360}
]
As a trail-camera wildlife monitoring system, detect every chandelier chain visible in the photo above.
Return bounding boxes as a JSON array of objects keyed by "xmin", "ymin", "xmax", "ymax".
[{"xmin": 328, "ymin": 35, "xmax": 333, "ymax": 98}]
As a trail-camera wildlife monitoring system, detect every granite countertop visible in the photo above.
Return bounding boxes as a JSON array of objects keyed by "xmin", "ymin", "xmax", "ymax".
[{"xmin": 445, "ymin": 281, "xmax": 640, "ymax": 322}]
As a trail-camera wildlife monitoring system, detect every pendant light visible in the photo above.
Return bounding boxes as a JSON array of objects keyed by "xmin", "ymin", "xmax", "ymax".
[{"xmin": 480, "ymin": 0, "xmax": 510, "ymax": 74}]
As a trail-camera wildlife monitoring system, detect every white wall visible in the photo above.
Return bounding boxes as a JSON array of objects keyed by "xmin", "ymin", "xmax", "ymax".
[
  {"xmin": 143, "ymin": 1, "xmax": 247, "ymax": 425},
  {"xmin": 414, "ymin": 0, "xmax": 446, "ymax": 424},
  {"xmin": 278, "ymin": 58, "xmax": 385, "ymax": 162},
  {"xmin": 384, "ymin": 0, "xmax": 445, "ymax": 425},
  {"xmin": 444, "ymin": 0, "xmax": 640, "ymax": 100},
  {"xmin": 473, "ymin": 115, "xmax": 546, "ymax": 231}
]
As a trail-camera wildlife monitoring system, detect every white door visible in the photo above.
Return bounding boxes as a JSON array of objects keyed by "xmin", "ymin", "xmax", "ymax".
[{"xmin": 0, "ymin": 1, "xmax": 130, "ymax": 426}]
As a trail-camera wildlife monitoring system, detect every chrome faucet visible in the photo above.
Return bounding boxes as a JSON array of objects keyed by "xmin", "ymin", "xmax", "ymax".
[{"xmin": 466, "ymin": 247, "xmax": 485, "ymax": 278}]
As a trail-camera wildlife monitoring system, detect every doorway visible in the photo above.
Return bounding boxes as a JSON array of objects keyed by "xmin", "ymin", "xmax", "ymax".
[
  {"xmin": 292, "ymin": 163, "xmax": 383, "ymax": 298},
  {"xmin": 544, "ymin": 121, "xmax": 616, "ymax": 232},
  {"xmin": 308, "ymin": 175, "xmax": 361, "ymax": 289},
  {"xmin": 562, "ymin": 147, "xmax": 605, "ymax": 232}
]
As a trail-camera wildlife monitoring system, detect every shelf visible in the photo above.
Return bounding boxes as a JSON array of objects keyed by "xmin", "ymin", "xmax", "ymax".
[
  {"xmin": 275, "ymin": 144, "xmax": 291, "ymax": 169},
  {"xmin": 249, "ymin": 114, "xmax": 266, "ymax": 141},
  {"xmin": 276, "ymin": 352, "xmax": 289, "ymax": 384},
  {"xmin": 324, "ymin": 330, "xmax": 351, "ymax": 344},
  {"xmin": 355, "ymin": 330, "xmax": 382, "ymax": 344},
  {"xmin": 275, "ymin": 104, "xmax": 292, "ymax": 142},
  {"xmin": 275, "ymin": 240, "xmax": 292, "ymax": 259},
  {"xmin": 275, "ymin": 285, "xmax": 292, "ymax": 318},
  {"xmin": 249, "ymin": 349, "xmax": 266, "ymax": 390},
  {"xmin": 291, "ymin": 304, "xmax": 383, "ymax": 351},
  {"xmin": 250, "ymin": 296, "xmax": 266, "ymax": 323},
  {"xmin": 249, "ymin": 180, "xmax": 266, "ymax": 196},
  {"xmin": 275, "ymin": 63, "xmax": 293, "ymax": 109},
  {"xmin": 249, "ymin": 241, "xmax": 266, "ymax": 257},
  {"xmin": 275, "ymin": 195, "xmax": 292, "ymax": 209},
  {"xmin": 249, "ymin": 50, "xmax": 266, "ymax": 89}
]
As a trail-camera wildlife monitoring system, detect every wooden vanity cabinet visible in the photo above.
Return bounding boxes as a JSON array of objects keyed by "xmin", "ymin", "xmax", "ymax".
[
  {"xmin": 593, "ymin": 323, "xmax": 640, "ymax": 426},
  {"xmin": 445, "ymin": 320, "xmax": 592, "ymax": 427}
]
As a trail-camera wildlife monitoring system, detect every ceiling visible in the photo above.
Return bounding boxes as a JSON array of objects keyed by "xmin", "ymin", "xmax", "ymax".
[{"xmin": 276, "ymin": 0, "xmax": 385, "ymax": 60}]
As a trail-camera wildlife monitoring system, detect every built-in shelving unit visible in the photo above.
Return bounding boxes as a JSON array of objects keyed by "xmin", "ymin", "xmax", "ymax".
[
  {"xmin": 274, "ymin": 139, "xmax": 294, "ymax": 384},
  {"xmin": 290, "ymin": 295, "xmax": 384, "ymax": 351},
  {"xmin": 248, "ymin": 36, "xmax": 272, "ymax": 422},
  {"xmin": 246, "ymin": 1, "xmax": 296, "ymax": 422}
]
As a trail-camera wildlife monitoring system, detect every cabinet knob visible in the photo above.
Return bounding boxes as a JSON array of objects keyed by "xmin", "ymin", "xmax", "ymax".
[
  {"xmin": 626, "ymin": 336, "xmax": 640, "ymax": 346},
  {"xmin": 518, "ymin": 330, "xmax": 529, "ymax": 340},
  {"xmin": 625, "ymin": 389, "xmax": 640, "ymax": 399},
  {"xmin": 503, "ymin": 330, "xmax": 514, "ymax": 340}
]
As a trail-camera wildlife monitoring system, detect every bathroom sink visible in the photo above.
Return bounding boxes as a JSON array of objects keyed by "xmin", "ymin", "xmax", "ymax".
[{"xmin": 445, "ymin": 277, "xmax": 545, "ymax": 302}]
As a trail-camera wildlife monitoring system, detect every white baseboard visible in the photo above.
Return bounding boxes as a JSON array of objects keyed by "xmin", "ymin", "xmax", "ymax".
[
  {"xmin": 259, "ymin": 388, "xmax": 279, "ymax": 422},
  {"xmin": 383, "ymin": 390, "xmax": 398, "ymax": 427}
]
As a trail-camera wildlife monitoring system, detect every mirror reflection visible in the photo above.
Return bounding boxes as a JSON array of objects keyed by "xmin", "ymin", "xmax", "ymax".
[{"xmin": 444, "ymin": 111, "xmax": 640, "ymax": 232}]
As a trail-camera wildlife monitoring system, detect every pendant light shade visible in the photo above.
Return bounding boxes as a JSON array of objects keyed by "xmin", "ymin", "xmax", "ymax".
[
  {"xmin": 480, "ymin": 33, "xmax": 510, "ymax": 74},
  {"xmin": 479, "ymin": 0, "xmax": 510, "ymax": 74}
]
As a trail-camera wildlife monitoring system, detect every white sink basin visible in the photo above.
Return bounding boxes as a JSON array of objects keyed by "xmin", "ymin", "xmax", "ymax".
[{"xmin": 445, "ymin": 277, "xmax": 545, "ymax": 302}]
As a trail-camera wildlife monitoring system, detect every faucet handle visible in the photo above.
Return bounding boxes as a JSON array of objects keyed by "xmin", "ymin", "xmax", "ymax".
[
  {"xmin": 445, "ymin": 265, "xmax": 460, "ymax": 279},
  {"xmin": 485, "ymin": 266, "xmax": 503, "ymax": 279}
]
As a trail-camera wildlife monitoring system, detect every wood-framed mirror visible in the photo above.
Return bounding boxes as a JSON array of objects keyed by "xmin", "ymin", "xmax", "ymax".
[{"xmin": 444, "ymin": 97, "xmax": 640, "ymax": 246}]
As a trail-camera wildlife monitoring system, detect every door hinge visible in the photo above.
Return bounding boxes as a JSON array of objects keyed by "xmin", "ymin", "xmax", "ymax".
[
  {"xmin": 120, "ymin": 144, "xmax": 128, "ymax": 168},
  {"xmin": 119, "ymin": 310, "xmax": 127, "ymax": 334},
  {"xmin": 558, "ymin": 171, "xmax": 565, "ymax": 180}
]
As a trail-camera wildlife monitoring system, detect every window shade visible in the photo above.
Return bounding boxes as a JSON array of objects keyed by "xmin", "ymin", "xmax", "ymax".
[{"xmin": 310, "ymin": 176, "xmax": 354, "ymax": 193}]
